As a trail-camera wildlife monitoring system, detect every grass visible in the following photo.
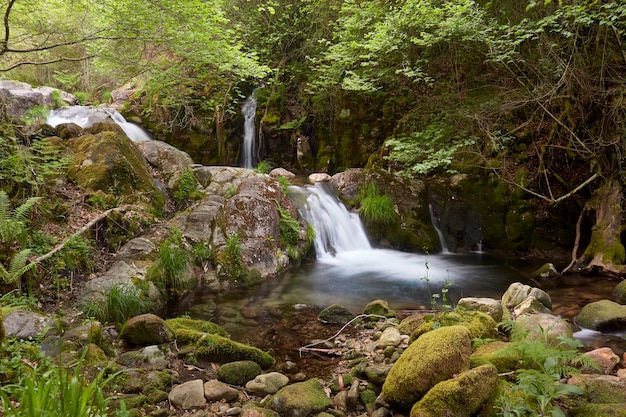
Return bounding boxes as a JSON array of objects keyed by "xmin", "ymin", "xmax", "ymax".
[
  {"xmin": 357, "ymin": 182, "xmax": 398, "ymax": 225},
  {"xmin": 82, "ymin": 283, "xmax": 154, "ymax": 325}
]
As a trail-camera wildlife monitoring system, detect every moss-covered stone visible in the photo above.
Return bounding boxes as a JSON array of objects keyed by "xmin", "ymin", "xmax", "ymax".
[
  {"xmin": 217, "ymin": 360, "xmax": 262, "ymax": 386},
  {"xmin": 241, "ymin": 404, "xmax": 280, "ymax": 417},
  {"xmin": 470, "ymin": 341, "xmax": 521, "ymax": 373},
  {"xmin": 569, "ymin": 404, "xmax": 626, "ymax": 417},
  {"xmin": 569, "ymin": 374, "xmax": 626, "ymax": 404},
  {"xmin": 363, "ymin": 299, "xmax": 396, "ymax": 319},
  {"xmin": 397, "ymin": 313, "xmax": 429, "ymax": 335},
  {"xmin": 267, "ymin": 379, "xmax": 332, "ymax": 417},
  {"xmin": 165, "ymin": 317, "xmax": 229, "ymax": 337},
  {"xmin": 575, "ymin": 300, "xmax": 626, "ymax": 332},
  {"xmin": 382, "ymin": 325, "xmax": 472, "ymax": 409},
  {"xmin": 613, "ymin": 280, "xmax": 626, "ymax": 304},
  {"xmin": 410, "ymin": 311, "xmax": 497, "ymax": 342},
  {"xmin": 122, "ymin": 314, "xmax": 174, "ymax": 346},
  {"xmin": 409, "ymin": 365, "xmax": 499, "ymax": 417},
  {"xmin": 318, "ymin": 304, "xmax": 356, "ymax": 324},
  {"xmin": 173, "ymin": 327, "xmax": 274, "ymax": 368}
]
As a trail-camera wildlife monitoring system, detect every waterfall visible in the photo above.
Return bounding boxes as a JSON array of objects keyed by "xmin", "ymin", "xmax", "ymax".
[
  {"xmin": 290, "ymin": 183, "xmax": 371, "ymax": 258},
  {"xmin": 241, "ymin": 94, "xmax": 258, "ymax": 169},
  {"xmin": 47, "ymin": 106, "xmax": 151, "ymax": 142},
  {"xmin": 428, "ymin": 203, "xmax": 450, "ymax": 253}
]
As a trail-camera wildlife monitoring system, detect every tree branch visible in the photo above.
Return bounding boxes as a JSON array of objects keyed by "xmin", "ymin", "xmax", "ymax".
[{"xmin": 0, "ymin": 55, "xmax": 96, "ymax": 72}]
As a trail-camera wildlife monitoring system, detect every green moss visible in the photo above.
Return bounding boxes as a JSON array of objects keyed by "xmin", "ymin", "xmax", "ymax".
[
  {"xmin": 360, "ymin": 389, "xmax": 378, "ymax": 406},
  {"xmin": 268, "ymin": 379, "xmax": 332, "ymax": 416},
  {"xmin": 569, "ymin": 404, "xmax": 626, "ymax": 417},
  {"xmin": 217, "ymin": 360, "xmax": 262, "ymax": 386},
  {"xmin": 165, "ymin": 317, "xmax": 229, "ymax": 337},
  {"xmin": 411, "ymin": 311, "xmax": 497, "ymax": 342},
  {"xmin": 470, "ymin": 341, "xmax": 522, "ymax": 373},
  {"xmin": 330, "ymin": 374, "xmax": 354, "ymax": 393}
]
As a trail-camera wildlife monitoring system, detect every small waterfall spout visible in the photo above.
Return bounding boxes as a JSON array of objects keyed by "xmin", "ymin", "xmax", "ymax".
[
  {"xmin": 241, "ymin": 94, "xmax": 258, "ymax": 169},
  {"xmin": 429, "ymin": 203, "xmax": 450, "ymax": 253},
  {"xmin": 290, "ymin": 183, "xmax": 371, "ymax": 258}
]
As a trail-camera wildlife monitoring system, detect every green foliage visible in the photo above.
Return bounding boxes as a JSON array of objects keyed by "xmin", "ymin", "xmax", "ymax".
[
  {"xmin": 22, "ymin": 106, "xmax": 50, "ymax": 126},
  {"xmin": 254, "ymin": 160, "xmax": 273, "ymax": 174},
  {"xmin": 276, "ymin": 175, "xmax": 291, "ymax": 194},
  {"xmin": 357, "ymin": 183, "xmax": 397, "ymax": 225},
  {"xmin": 147, "ymin": 227, "xmax": 192, "ymax": 293},
  {"xmin": 0, "ymin": 290, "xmax": 39, "ymax": 312},
  {"xmin": 82, "ymin": 283, "xmax": 154, "ymax": 325},
  {"xmin": 192, "ymin": 241, "xmax": 212, "ymax": 266},
  {"xmin": 173, "ymin": 168, "xmax": 199, "ymax": 209},
  {"xmin": 276, "ymin": 202, "xmax": 300, "ymax": 247},
  {"xmin": 0, "ymin": 338, "xmax": 51, "ymax": 384},
  {"xmin": 223, "ymin": 232, "xmax": 245, "ymax": 280},
  {"xmin": 0, "ymin": 248, "xmax": 37, "ymax": 286},
  {"xmin": 56, "ymin": 235, "xmax": 95, "ymax": 276}
]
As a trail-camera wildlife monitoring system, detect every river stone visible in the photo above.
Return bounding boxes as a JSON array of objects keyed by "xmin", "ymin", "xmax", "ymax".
[
  {"xmin": 318, "ymin": 304, "xmax": 356, "ymax": 324},
  {"xmin": 241, "ymin": 405, "xmax": 280, "ymax": 417},
  {"xmin": 204, "ymin": 380, "xmax": 239, "ymax": 402},
  {"xmin": 457, "ymin": 297, "xmax": 503, "ymax": 322},
  {"xmin": 308, "ymin": 173, "xmax": 331, "ymax": 183},
  {"xmin": 531, "ymin": 262, "xmax": 559, "ymax": 280},
  {"xmin": 217, "ymin": 360, "xmax": 263, "ymax": 386},
  {"xmin": 584, "ymin": 347, "xmax": 620, "ymax": 374},
  {"xmin": 512, "ymin": 313, "xmax": 573, "ymax": 344},
  {"xmin": 512, "ymin": 296, "xmax": 553, "ymax": 316},
  {"xmin": 3, "ymin": 309, "xmax": 56, "ymax": 339},
  {"xmin": 575, "ymin": 300, "xmax": 626, "ymax": 332},
  {"xmin": 409, "ymin": 364, "xmax": 499, "ymax": 417},
  {"xmin": 363, "ymin": 299, "xmax": 396, "ymax": 319},
  {"xmin": 267, "ymin": 379, "xmax": 332, "ymax": 417},
  {"xmin": 381, "ymin": 325, "xmax": 472, "ymax": 409},
  {"xmin": 168, "ymin": 379, "xmax": 207, "ymax": 409},
  {"xmin": 568, "ymin": 374, "xmax": 626, "ymax": 403},
  {"xmin": 502, "ymin": 282, "xmax": 552, "ymax": 310},
  {"xmin": 410, "ymin": 311, "xmax": 496, "ymax": 341},
  {"xmin": 122, "ymin": 313, "xmax": 174, "ymax": 346},
  {"xmin": 363, "ymin": 363, "xmax": 392, "ymax": 386},
  {"xmin": 245, "ymin": 372, "xmax": 290, "ymax": 395},
  {"xmin": 612, "ymin": 280, "xmax": 626, "ymax": 304},
  {"xmin": 270, "ymin": 168, "xmax": 296, "ymax": 178},
  {"xmin": 377, "ymin": 327, "xmax": 402, "ymax": 348}
]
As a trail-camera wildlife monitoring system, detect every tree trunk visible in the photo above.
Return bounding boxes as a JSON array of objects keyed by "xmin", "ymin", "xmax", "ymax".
[{"xmin": 576, "ymin": 178, "xmax": 625, "ymax": 276}]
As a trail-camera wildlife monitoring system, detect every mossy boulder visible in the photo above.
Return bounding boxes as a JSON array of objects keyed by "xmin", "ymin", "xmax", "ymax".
[
  {"xmin": 172, "ymin": 327, "xmax": 274, "ymax": 368},
  {"xmin": 217, "ymin": 360, "xmax": 263, "ymax": 386},
  {"xmin": 569, "ymin": 404, "xmax": 626, "ymax": 417},
  {"xmin": 122, "ymin": 314, "xmax": 174, "ymax": 346},
  {"xmin": 568, "ymin": 374, "xmax": 626, "ymax": 404},
  {"xmin": 457, "ymin": 297, "xmax": 503, "ymax": 322},
  {"xmin": 409, "ymin": 364, "xmax": 500, "ymax": 417},
  {"xmin": 576, "ymin": 300, "xmax": 626, "ymax": 332},
  {"xmin": 381, "ymin": 325, "xmax": 472, "ymax": 409},
  {"xmin": 612, "ymin": 280, "xmax": 626, "ymax": 304},
  {"xmin": 410, "ymin": 311, "xmax": 497, "ymax": 342},
  {"xmin": 267, "ymin": 379, "xmax": 332, "ymax": 417},
  {"xmin": 363, "ymin": 299, "xmax": 396, "ymax": 319},
  {"xmin": 470, "ymin": 341, "xmax": 521, "ymax": 373},
  {"xmin": 502, "ymin": 282, "xmax": 552, "ymax": 311},
  {"xmin": 318, "ymin": 304, "xmax": 356, "ymax": 324},
  {"xmin": 164, "ymin": 317, "xmax": 229, "ymax": 337},
  {"xmin": 67, "ymin": 131, "xmax": 163, "ymax": 206}
]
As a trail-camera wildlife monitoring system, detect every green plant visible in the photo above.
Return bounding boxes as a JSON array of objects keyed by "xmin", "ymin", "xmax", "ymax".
[
  {"xmin": 57, "ymin": 235, "xmax": 95, "ymax": 276},
  {"xmin": 276, "ymin": 202, "xmax": 300, "ymax": 247},
  {"xmin": 147, "ymin": 227, "xmax": 192, "ymax": 293},
  {"xmin": 22, "ymin": 106, "xmax": 50, "ymax": 126},
  {"xmin": 82, "ymin": 283, "xmax": 154, "ymax": 325},
  {"xmin": 173, "ymin": 168, "xmax": 199, "ymax": 209},
  {"xmin": 357, "ymin": 183, "xmax": 397, "ymax": 225},
  {"xmin": 276, "ymin": 175, "xmax": 291, "ymax": 194},
  {"xmin": 0, "ymin": 338, "xmax": 50, "ymax": 384},
  {"xmin": 50, "ymin": 90, "xmax": 66, "ymax": 108},
  {"xmin": 254, "ymin": 160, "xmax": 273, "ymax": 174},
  {"xmin": 0, "ymin": 290, "xmax": 39, "ymax": 312}
]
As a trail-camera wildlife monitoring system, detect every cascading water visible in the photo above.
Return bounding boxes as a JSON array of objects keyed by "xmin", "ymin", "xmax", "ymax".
[
  {"xmin": 428, "ymin": 203, "xmax": 450, "ymax": 253},
  {"xmin": 47, "ymin": 106, "xmax": 151, "ymax": 142},
  {"xmin": 241, "ymin": 94, "xmax": 258, "ymax": 169}
]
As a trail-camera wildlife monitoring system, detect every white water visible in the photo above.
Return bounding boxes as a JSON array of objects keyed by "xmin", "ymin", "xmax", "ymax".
[
  {"xmin": 429, "ymin": 203, "xmax": 450, "ymax": 253},
  {"xmin": 241, "ymin": 95, "xmax": 258, "ymax": 168},
  {"xmin": 47, "ymin": 106, "xmax": 151, "ymax": 142}
]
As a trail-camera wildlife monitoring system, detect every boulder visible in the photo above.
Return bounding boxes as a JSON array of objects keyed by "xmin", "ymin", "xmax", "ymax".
[
  {"xmin": 168, "ymin": 379, "xmax": 207, "ymax": 409},
  {"xmin": 512, "ymin": 313, "xmax": 574, "ymax": 345},
  {"xmin": 318, "ymin": 304, "xmax": 356, "ymax": 325},
  {"xmin": 575, "ymin": 300, "xmax": 626, "ymax": 332},
  {"xmin": 0, "ymin": 80, "xmax": 76, "ymax": 120},
  {"xmin": 3, "ymin": 310, "xmax": 56, "ymax": 339},
  {"xmin": 308, "ymin": 173, "xmax": 331, "ymax": 183},
  {"xmin": 502, "ymin": 282, "xmax": 552, "ymax": 311},
  {"xmin": 204, "ymin": 380, "xmax": 240, "ymax": 402},
  {"xmin": 584, "ymin": 347, "xmax": 620, "ymax": 374},
  {"xmin": 531, "ymin": 262, "xmax": 559, "ymax": 280},
  {"xmin": 409, "ymin": 365, "xmax": 500, "ymax": 417},
  {"xmin": 377, "ymin": 327, "xmax": 402, "ymax": 348},
  {"xmin": 115, "ymin": 237, "xmax": 157, "ymax": 262},
  {"xmin": 512, "ymin": 296, "xmax": 553, "ymax": 316},
  {"xmin": 267, "ymin": 379, "xmax": 332, "ymax": 417},
  {"xmin": 269, "ymin": 168, "xmax": 296, "ymax": 179},
  {"xmin": 135, "ymin": 140, "xmax": 195, "ymax": 188},
  {"xmin": 122, "ymin": 314, "xmax": 174, "ymax": 346},
  {"xmin": 381, "ymin": 325, "xmax": 472, "ymax": 409},
  {"xmin": 363, "ymin": 299, "xmax": 396, "ymax": 319},
  {"xmin": 217, "ymin": 360, "xmax": 263, "ymax": 386},
  {"xmin": 411, "ymin": 311, "xmax": 496, "ymax": 341},
  {"xmin": 470, "ymin": 341, "xmax": 521, "ymax": 373},
  {"xmin": 457, "ymin": 297, "xmax": 503, "ymax": 322},
  {"xmin": 613, "ymin": 280, "xmax": 626, "ymax": 304},
  {"xmin": 245, "ymin": 372, "xmax": 290, "ymax": 395},
  {"xmin": 568, "ymin": 374, "xmax": 626, "ymax": 404},
  {"xmin": 569, "ymin": 404, "xmax": 626, "ymax": 417}
]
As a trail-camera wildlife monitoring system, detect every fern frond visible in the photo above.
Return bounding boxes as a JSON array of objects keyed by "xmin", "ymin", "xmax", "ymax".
[
  {"xmin": 0, "ymin": 249, "xmax": 36, "ymax": 284},
  {"xmin": 11, "ymin": 196, "xmax": 42, "ymax": 225}
]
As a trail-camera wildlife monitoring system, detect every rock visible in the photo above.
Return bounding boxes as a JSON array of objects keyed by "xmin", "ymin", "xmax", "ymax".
[
  {"xmin": 246, "ymin": 372, "xmax": 290, "ymax": 395},
  {"xmin": 362, "ymin": 363, "xmax": 392, "ymax": 387},
  {"xmin": 165, "ymin": 317, "xmax": 229, "ymax": 337},
  {"xmin": 136, "ymin": 140, "xmax": 195, "ymax": 186},
  {"xmin": 411, "ymin": 311, "xmax": 496, "ymax": 341},
  {"xmin": 178, "ymin": 194, "xmax": 225, "ymax": 243},
  {"xmin": 3, "ymin": 310, "xmax": 56, "ymax": 339},
  {"xmin": 470, "ymin": 341, "xmax": 521, "ymax": 373},
  {"xmin": 377, "ymin": 327, "xmax": 402, "ymax": 348},
  {"xmin": 241, "ymin": 405, "xmax": 280, "ymax": 417},
  {"xmin": 575, "ymin": 300, "xmax": 626, "ymax": 332},
  {"xmin": 457, "ymin": 297, "xmax": 503, "ymax": 322},
  {"xmin": 346, "ymin": 379, "xmax": 360, "ymax": 410},
  {"xmin": 531, "ymin": 262, "xmax": 559, "ymax": 280},
  {"xmin": 512, "ymin": 296, "xmax": 553, "ymax": 316},
  {"xmin": 308, "ymin": 173, "xmax": 331, "ymax": 183},
  {"xmin": 584, "ymin": 347, "xmax": 620, "ymax": 374},
  {"xmin": 217, "ymin": 360, "xmax": 263, "ymax": 386},
  {"xmin": 381, "ymin": 325, "xmax": 472, "ymax": 409},
  {"xmin": 318, "ymin": 304, "xmax": 356, "ymax": 325},
  {"xmin": 397, "ymin": 313, "xmax": 429, "ymax": 335},
  {"xmin": 267, "ymin": 379, "xmax": 332, "ymax": 417},
  {"xmin": 203, "ymin": 380, "xmax": 240, "ymax": 402},
  {"xmin": 502, "ymin": 282, "xmax": 552, "ymax": 311},
  {"xmin": 269, "ymin": 168, "xmax": 296, "ymax": 178},
  {"xmin": 409, "ymin": 365, "xmax": 499, "ymax": 417},
  {"xmin": 363, "ymin": 300, "xmax": 396, "ymax": 319},
  {"xmin": 122, "ymin": 314, "xmax": 174, "ymax": 346},
  {"xmin": 569, "ymin": 404, "xmax": 626, "ymax": 417},
  {"xmin": 0, "ymin": 80, "xmax": 76, "ymax": 120},
  {"xmin": 115, "ymin": 237, "xmax": 157, "ymax": 262},
  {"xmin": 613, "ymin": 280, "xmax": 626, "ymax": 304},
  {"xmin": 568, "ymin": 374, "xmax": 626, "ymax": 404},
  {"xmin": 168, "ymin": 379, "xmax": 207, "ymax": 409},
  {"xmin": 512, "ymin": 313, "xmax": 573, "ymax": 344},
  {"xmin": 192, "ymin": 166, "xmax": 213, "ymax": 188}
]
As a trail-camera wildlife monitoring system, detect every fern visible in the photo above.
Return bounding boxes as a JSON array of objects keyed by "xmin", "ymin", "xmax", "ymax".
[{"xmin": 0, "ymin": 248, "xmax": 36, "ymax": 285}]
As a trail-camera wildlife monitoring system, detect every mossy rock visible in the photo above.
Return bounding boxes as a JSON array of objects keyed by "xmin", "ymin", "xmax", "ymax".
[
  {"xmin": 575, "ymin": 300, "xmax": 626, "ymax": 332},
  {"xmin": 363, "ymin": 299, "xmax": 396, "ymax": 319},
  {"xmin": 241, "ymin": 404, "xmax": 280, "ymax": 417},
  {"xmin": 410, "ymin": 311, "xmax": 497, "ymax": 342},
  {"xmin": 267, "ymin": 379, "xmax": 332, "ymax": 417},
  {"xmin": 173, "ymin": 327, "xmax": 274, "ymax": 368},
  {"xmin": 217, "ymin": 360, "xmax": 262, "ymax": 386},
  {"xmin": 122, "ymin": 314, "xmax": 174, "ymax": 346},
  {"xmin": 67, "ymin": 131, "xmax": 164, "ymax": 207},
  {"xmin": 470, "ymin": 341, "xmax": 521, "ymax": 373},
  {"xmin": 569, "ymin": 374, "xmax": 626, "ymax": 404},
  {"xmin": 409, "ymin": 364, "xmax": 499, "ymax": 417},
  {"xmin": 613, "ymin": 281, "xmax": 626, "ymax": 304},
  {"xmin": 397, "ymin": 313, "xmax": 429, "ymax": 335},
  {"xmin": 318, "ymin": 304, "xmax": 356, "ymax": 324},
  {"xmin": 382, "ymin": 325, "xmax": 472, "ymax": 409},
  {"xmin": 569, "ymin": 404, "xmax": 626, "ymax": 417},
  {"xmin": 164, "ymin": 317, "xmax": 229, "ymax": 337}
]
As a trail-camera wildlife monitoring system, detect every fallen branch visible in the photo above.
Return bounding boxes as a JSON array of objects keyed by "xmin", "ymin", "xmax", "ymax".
[
  {"xmin": 562, "ymin": 205, "xmax": 587, "ymax": 274},
  {"xmin": 34, "ymin": 205, "xmax": 130, "ymax": 264}
]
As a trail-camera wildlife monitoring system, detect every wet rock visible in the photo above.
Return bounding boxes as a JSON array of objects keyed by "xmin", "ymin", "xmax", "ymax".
[
  {"xmin": 502, "ymin": 282, "xmax": 552, "ymax": 312},
  {"xmin": 3, "ymin": 309, "xmax": 56, "ymax": 339},
  {"xmin": 363, "ymin": 300, "xmax": 396, "ymax": 319},
  {"xmin": 613, "ymin": 280, "xmax": 626, "ymax": 304},
  {"xmin": 203, "ymin": 380, "xmax": 239, "ymax": 402},
  {"xmin": 122, "ymin": 313, "xmax": 174, "ymax": 346},
  {"xmin": 168, "ymin": 379, "xmax": 207, "ymax": 409},
  {"xmin": 575, "ymin": 300, "xmax": 626, "ymax": 332},
  {"xmin": 245, "ymin": 372, "xmax": 290, "ymax": 395},
  {"xmin": 531, "ymin": 262, "xmax": 559, "ymax": 280},
  {"xmin": 409, "ymin": 364, "xmax": 499, "ymax": 417},
  {"xmin": 381, "ymin": 325, "xmax": 472, "ymax": 409},
  {"xmin": 318, "ymin": 304, "xmax": 356, "ymax": 325},
  {"xmin": 512, "ymin": 313, "xmax": 573, "ymax": 344},
  {"xmin": 584, "ymin": 347, "xmax": 620, "ymax": 374},
  {"xmin": 267, "ymin": 379, "xmax": 332, "ymax": 417},
  {"xmin": 456, "ymin": 297, "xmax": 503, "ymax": 322},
  {"xmin": 217, "ymin": 360, "xmax": 263, "ymax": 386},
  {"xmin": 308, "ymin": 173, "xmax": 331, "ymax": 183}
]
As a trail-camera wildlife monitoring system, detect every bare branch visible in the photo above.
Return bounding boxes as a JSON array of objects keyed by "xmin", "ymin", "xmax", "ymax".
[{"xmin": 0, "ymin": 55, "xmax": 96, "ymax": 72}]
